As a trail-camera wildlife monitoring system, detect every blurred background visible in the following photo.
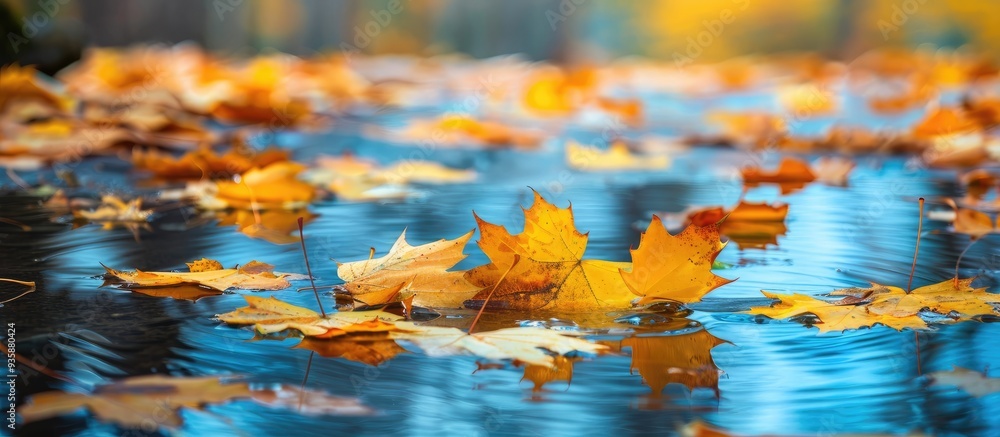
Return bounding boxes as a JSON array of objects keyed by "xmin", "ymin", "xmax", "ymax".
[{"xmin": 3, "ymin": 0, "xmax": 1000, "ymax": 74}]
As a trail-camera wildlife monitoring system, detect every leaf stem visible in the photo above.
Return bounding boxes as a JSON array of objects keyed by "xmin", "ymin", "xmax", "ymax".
[
  {"xmin": 906, "ymin": 198, "xmax": 924, "ymax": 293},
  {"xmin": 297, "ymin": 217, "xmax": 326, "ymax": 317},
  {"xmin": 468, "ymin": 254, "xmax": 520, "ymax": 334}
]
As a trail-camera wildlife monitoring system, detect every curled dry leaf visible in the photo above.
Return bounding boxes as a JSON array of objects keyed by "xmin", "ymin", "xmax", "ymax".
[
  {"xmin": 19, "ymin": 375, "xmax": 371, "ymax": 430},
  {"xmin": 565, "ymin": 140, "xmax": 669, "ymax": 171},
  {"xmin": 217, "ymin": 295, "xmax": 403, "ymax": 338},
  {"xmin": 103, "ymin": 259, "xmax": 293, "ymax": 292},
  {"xmin": 389, "ymin": 322, "xmax": 607, "ymax": 368},
  {"xmin": 336, "ymin": 230, "xmax": 481, "ymax": 308}
]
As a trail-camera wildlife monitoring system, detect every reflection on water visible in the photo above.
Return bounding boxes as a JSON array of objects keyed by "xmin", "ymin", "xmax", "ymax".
[{"xmin": 3, "ymin": 126, "xmax": 1000, "ymax": 436}]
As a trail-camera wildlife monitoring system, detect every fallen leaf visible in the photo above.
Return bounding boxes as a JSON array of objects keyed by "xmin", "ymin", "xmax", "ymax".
[
  {"xmin": 566, "ymin": 140, "xmax": 670, "ymax": 171},
  {"xmin": 464, "ymin": 191, "xmax": 635, "ymax": 311},
  {"xmin": 1, "ymin": 119, "xmax": 137, "ymax": 169},
  {"xmin": 465, "ymin": 192, "xmax": 731, "ymax": 311},
  {"xmin": 212, "ymin": 162, "xmax": 316, "ymax": 210},
  {"xmin": 218, "ymin": 295, "xmax": 404, "ymax": 338},
  {"xmin": 913, "ymin": 107, "xmax": 979, "ymax": 138},
  {"xmin": 926, "ymin": 366, "xmax": 1000, "ymax": 397},
  {"xmin": 376, "ymin": 161, "xmax": 477, "ymax": 184},
  {"xmin": 103, "ymin": 259, "xmax": 293, "ymax": 292},
  {"xmin": 72, "ymin": 195, "xmax": 152, "ymax": 229},
  {"xmin": 0, "ymin": 65, "xmax": 74, "ymax": 121},
  {"xmin": 944, "ymin": 198, "xmax": 997, "ymax": 239},
  {"xmin": 742, "ymin": 157, "xmax": 817, "ymax": 186},
  {"xmin": 389, "ymin": 322, "xmax": 607, "ymax": 368},
  {"xmin": 132, "ymin": 146, "xmax": 289, "ymax": 180},
  {"xmin": 812, "ymin": 156, "xmax": 856, "ymax": 186},
  {"xmin": 746, "ymin": 279, "xmax": 998, "ymax": 332},
  {"xmin": 777, "ymin": 83, "xmax": 837, "ymax": 116},
  {"xmin": 393, "ymin": 115, "xmax": 543, "ymax": 149},
  {"xmin": 19, "ymin": 375, "xmax": 371, "ymax": 430},
  {"xmin": 337, "ymin": 230, "xmax": 481, "ymax": 308},
  {"xmin": 706, "ymin": 112, "xmax": 786, "ymax": 148},
  {"xmin": 960, "ymin": 169, "xmax": 995, "ymax": 204},
  {"xmin": 622, "ymin": 216, "xmax": 733, "ymax": 305}
]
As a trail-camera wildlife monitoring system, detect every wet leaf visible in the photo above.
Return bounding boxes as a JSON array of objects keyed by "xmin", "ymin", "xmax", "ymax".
[
  {"xmin": 103, "ymin": 259, "xmax": 293, "ymax": 292},
  {"xmin": 390, "ymin": 322, "xmax": 607, "ymax": 368},
  {"xmin": 218, "ymin": 295, "xmax": 404, "ymax": 338},
  {"xmin": 465, "ymin": 192, "xmax": 731, "ymax": 311},
  {"xmin": 337, "ymin": 230, "xmax": 481, "ymax": 308},
  {"xmin": 72, "ymin": 195, "xmax": 152, "ymax": 230},
  {"xmin": 741, "ymin": 157, "xmax": 817, "ymax": 190},
  {"xmin": 746, "ymin": 279, "xmax": 999, "ymax": 332},
  {"xmin": 566, "ymin": 140, "xmax": 670, "ymax": 171},
  {"xmin": 132, "ymin": 146, "xmax": 289, "ymax": 180},
  {"xmin": 622, "ymin": 216, "xmax": 733, "ymax": 305},
  {"xmin": 211, "ymin": 162, "xmax": 317, "ymax": 210}
]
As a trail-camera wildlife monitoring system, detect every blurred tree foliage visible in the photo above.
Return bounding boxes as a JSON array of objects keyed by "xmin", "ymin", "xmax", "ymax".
[{"xmin": 2, "ymin": 0, "xmax": 1000, "ymax": 68}]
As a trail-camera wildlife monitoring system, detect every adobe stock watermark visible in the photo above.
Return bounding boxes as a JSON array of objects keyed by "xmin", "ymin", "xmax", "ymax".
[
  {"xmin": 878, "ymin": 0, "xmax": 928, "ymax": 40},
  {"xmin": 339, "ymin": 0, "xmax": 405, "ymax": 61},
  {"xmin": 673, "ymin": 0, "xmax": 750, "ymax": 67},
  {"xmin": 6, "ymin": 0, "xmax": 71, "ymax": 54},
  {"xmin": 546, "ymin": 0, "xmax": 587, "ymax": 31}
]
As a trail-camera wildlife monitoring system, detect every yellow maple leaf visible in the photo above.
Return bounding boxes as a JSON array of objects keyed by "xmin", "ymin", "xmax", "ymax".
[
  {"xmin": 622, "ymin": 216, "xmax": 733, "ymax": 305},
  {"xmin": 465, "ymin": 191, "xmax": 732, "ymax": 311},
  {"xmin": 337, "ymin": 230, "xmax": 481, "ymax": 308},
  {"xmin": 464, "ymin": 191, "xmax": 635, "ymax": 311}
]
